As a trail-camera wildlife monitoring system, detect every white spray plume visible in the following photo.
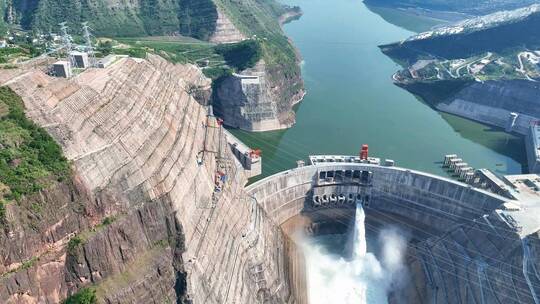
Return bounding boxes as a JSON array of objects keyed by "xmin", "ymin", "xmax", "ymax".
[
  {"xmin": 378, "ymin": 226, "xmax": 410, "ymax": 290},
  {"xmin": 301, "ymin": 205, "xmax": 409, "ymax": 304}
]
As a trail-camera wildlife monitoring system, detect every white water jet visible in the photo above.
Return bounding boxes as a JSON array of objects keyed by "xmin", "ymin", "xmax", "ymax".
[
  {"xmin": 303, "ymin": 203, "xmax": 408, "ymax": 304},
  {"xmin": 353, "ymin": 204, "xmax": 367, "ymax": 260}
]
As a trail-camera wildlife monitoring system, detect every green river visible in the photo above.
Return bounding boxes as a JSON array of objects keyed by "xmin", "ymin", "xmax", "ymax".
[{"xmin": 231, "ymin": 0, "xmax": 526, "ymax": 180}]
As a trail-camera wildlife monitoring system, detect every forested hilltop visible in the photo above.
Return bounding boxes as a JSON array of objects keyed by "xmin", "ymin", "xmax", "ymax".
[
  {"xmin": 1, "ymin": 0, "xmax": 217, "ymax": 38},
  {"xmin": 0, "ymin": 0, "xmax": 298, "ymax": 39}
]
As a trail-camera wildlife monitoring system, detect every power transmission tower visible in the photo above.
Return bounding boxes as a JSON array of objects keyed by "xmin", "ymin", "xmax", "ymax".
[
  {"xmin": 81, "ymin": 22, "xmax": 96, "ymax": 67},
  {"xmin": 58, "ymin": 22, "xmax": 76, "ymax": 70}
]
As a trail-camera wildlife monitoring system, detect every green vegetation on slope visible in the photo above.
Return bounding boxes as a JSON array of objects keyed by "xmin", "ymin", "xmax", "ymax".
[
  {"xmin": 381, "ymin": 12, "xmax": 540, "ymax": 64},
  {"xmin": 0, "ymin": 45, "xmax": 42, "ymax": 64},
  {"xmin": 178, "ymin": 0, "xmax": 219, "ymax": 40},
  {"xmin": 8, "ymin": 0, "xmax": 219, "ymax": 39},
  {"xmin": 115, "ymin": 37, "xmax": 263, "ymax": 79},
  {"xmin": 213, "ymin": 0, "xmax": 300, "ymax": 73},
  {"xmin": 0, "ymin": 0, "xmax": 7, "ymax": 36},
  {"xmin": 0, "ymin": 87, "xmax": 69, "ymax": 205},
  {"xmin": 215, "ymin": 39, "xmax": 262, "ymax": 70},
  {"xmin": 63, "ymin": 287, "xmax": 97, "ymax": 304},
  {"xmin": 115, "ymin": 37, "xmax": 219, "ymax": 64}
]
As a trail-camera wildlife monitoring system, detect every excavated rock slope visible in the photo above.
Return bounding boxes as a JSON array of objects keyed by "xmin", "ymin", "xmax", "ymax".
[
  {"xmin": 1, "ymin": 55, "xmax": 296, "ymax": 303},
  {"xmin": 209, "ymin": 9, "xmax": 246, "ymax": 44},
  {"xmin": 215, "ymin": 61, "xmax": 297, "ymax": 131}
]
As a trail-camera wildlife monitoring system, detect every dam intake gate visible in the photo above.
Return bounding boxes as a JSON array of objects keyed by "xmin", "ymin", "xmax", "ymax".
[{"xmin": 310, "ymin": 168, "xmax": 374, "ymax": 210}]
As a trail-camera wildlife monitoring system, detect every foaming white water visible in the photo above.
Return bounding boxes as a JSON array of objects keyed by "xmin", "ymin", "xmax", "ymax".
[
  {"xmin": 353, "ymin": 205, "xmax": 367, "ymax": 260},
  {"xmin": 303, "ymin": 204, "xmax": 407, "ymax": 304}
]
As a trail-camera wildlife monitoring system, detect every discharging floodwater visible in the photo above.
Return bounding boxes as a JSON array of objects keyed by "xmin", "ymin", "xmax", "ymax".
[{"xmin": 231, "ymin": 0, "xmax": 526, "ymax": 179}]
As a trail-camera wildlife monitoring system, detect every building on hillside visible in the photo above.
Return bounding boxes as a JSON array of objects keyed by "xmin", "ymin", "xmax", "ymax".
[
  {"xmin": 53, "ymin": 61, "xmax": 72, "ymax": 78},
  {"xmin": 70, "ymin": 51, "xmax": 90, "ymax": 68},
  {"xmin": 96, "ymin": 55, "xmax": 117, "ymax": 68}
]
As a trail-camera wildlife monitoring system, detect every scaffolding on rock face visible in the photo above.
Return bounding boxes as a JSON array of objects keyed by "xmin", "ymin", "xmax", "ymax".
[
  {"xmin": 196, "ymin": 113, "xmax": 236, "ymax": 208},
  {"xmin": 193, "ymin": 116, "xmax": 240, "ymax": 263},
  {"xmin": 197, "ymin": 114, "xmax": 221, "ymax": 166},
  {"xmin": 212, "ymin": 116, "xmax": 235, "ymax": 206}
]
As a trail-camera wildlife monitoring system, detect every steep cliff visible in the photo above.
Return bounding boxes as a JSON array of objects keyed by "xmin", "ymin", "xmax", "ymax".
[
  {"xmin": 213, "ymin": 59, "xmax": 302, "ymax": 131},
  {"xmin": 395, "ymin": 79, "xmax": 540, "ymax": 133},
  {"xmin": 0, "ymin": 55, "xmax": 297, "ymax": 303},
  {"xmin": 0, "ymin": 55, "xmax": 211, "ymax": 303}
]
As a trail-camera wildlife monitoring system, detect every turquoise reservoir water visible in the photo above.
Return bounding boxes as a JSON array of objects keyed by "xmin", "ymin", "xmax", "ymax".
[{"xmin": 231, "ymin": 0, "xmax": 525, "ymax": 180}]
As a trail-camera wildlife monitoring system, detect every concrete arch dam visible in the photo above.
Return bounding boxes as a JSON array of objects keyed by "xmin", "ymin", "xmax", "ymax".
[{"xmin": 246, "ymin": 159, "xmax": 540, "ymax": 304}]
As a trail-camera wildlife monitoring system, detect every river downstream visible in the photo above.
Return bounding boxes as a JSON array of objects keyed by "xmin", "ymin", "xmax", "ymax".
[{"xmin": 231, "ymin": 0, "xmax": 526, "ymax": 180}]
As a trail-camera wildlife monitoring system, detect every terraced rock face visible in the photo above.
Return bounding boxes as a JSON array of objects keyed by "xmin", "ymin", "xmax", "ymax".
[
  {"xmin": 0, "ymin": 55, "xmax": 296, "ymax": 303},
  {"xmin": 209, "ymin": 8, "xmax": 246, "ymax": 44},
  {"xmin": 209, "ymin": 0, "xmax": 305, "ymax": 131},
  {"xmin": 214, "ymin": 60, "xmax": 302, "ymax": 131}
]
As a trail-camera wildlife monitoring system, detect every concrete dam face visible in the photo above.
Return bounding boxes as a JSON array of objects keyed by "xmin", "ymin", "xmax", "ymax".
[{"xmin": 247, "ymin": 157, "xmax": 540, "ymax": 304}]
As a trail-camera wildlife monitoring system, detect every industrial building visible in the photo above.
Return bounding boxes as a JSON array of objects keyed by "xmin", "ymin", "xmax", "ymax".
[
  {"xmin": 97, "ymin": 55, "xmax": 117, "ymax": 68},
  {"xmin": 52, "ymin": 61, "xmax": 71, "ymax": 78},
  {"xmin": 70, "ymin": 51, "xmax": 90, "ymax": 68}
]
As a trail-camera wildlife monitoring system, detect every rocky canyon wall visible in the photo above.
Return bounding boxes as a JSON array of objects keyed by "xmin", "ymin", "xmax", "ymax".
[{"xmin": 0, "ymin": 55, "xmax": 296, "ymax": 303}]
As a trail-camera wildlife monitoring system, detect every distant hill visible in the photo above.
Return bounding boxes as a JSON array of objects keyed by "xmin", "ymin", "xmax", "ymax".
[
  {"xmin": 364, "ymin": 0, "xmax": 540, "ymax": 15},
  {"xmin": 380, "ymin": 4, "xmax": 540, "ymax": 64},
  {"xmin": 2, "ymin": 0, "xmax": 218, "ymax": 39},
  {"xmin": 381, "ymin": 4, "xmax": 540, "ymax": 148}
]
